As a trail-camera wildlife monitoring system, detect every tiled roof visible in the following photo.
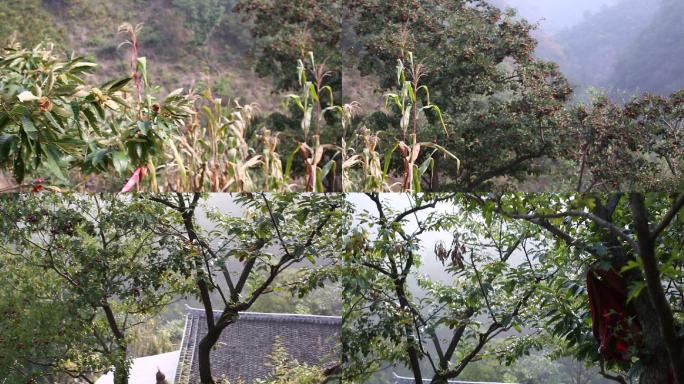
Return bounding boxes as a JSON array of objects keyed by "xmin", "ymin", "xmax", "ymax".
[
  {"xmin": 393, "ymin": 373, "xmax": 517, "ymax": 384},
  {"xmin": 175, "ymin": 307, "xmax": 342, "ymax": 384}
]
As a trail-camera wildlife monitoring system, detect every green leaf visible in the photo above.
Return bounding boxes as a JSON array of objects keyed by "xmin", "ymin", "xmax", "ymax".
[
  {"xmin": 317, "ymin": 160, "xmax": 337, "ymax": 192},
  {"xmin": 44, "ymin": 112, "xmax": 65, "ymax": 135},
  {"xmin": 136, "ymin": 57, "xmax": 148, "ymax": 87},
  {"xmin": 620, "ymin": 260, "xmax": 642, "ymax": 273},
  {"xmin": 400, "ymin": 105, "xmax": 412, "ymax": 132},
  {"xmin": 20, "ymin": 117, "xmax": 37, "ymax": 140},
  {"xmin": 412, "ymin": 165, "xmax": 421, "ymax": 192},
  {"xmin": 383, "ymin": 143, "xmax": 400, "ymax": 180},
  {"xmin": 627, "ymin": 281, "xmax": 645, "ymax": 303},
  {"xmin": 82, "ymin": 107, "xmax": 100, "ymax": 134},
  {"xmin": 283, "ymin": 146, "xmax": 301, "ymax": 183},
  {"xmin": 105, "ymin": 77, "xmax": 132, "ymax": 93},
  {"xmin": 167, "ymin": 139, "xmax": 187, "ymax": 186},
  {"xmin": 0, "ymin": 135, "xmax": 18, "ymax": 164},
  {"xmin": 0, "ymin": 114, "xmax": 10, "ymax": 134},
  {"xmin": 112, "ymin": 151, "xmax": 130, "ymax": 175},
  {"xmin": 417, "ymin": 151, "xmax": 435, "ymax": 177},
  {"xmin": 43, "ymin": 145, "xmax": 67, "ymax": 181}
]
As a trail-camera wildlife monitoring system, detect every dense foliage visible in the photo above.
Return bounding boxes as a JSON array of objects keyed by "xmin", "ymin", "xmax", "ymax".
[
  {"xmin": 145, "ymin": 192, "xmax": 346, "ymax": 383},
  {"xmin": 343, "ymin": 193, "xmax": 684, "ymax": 384},
  {"xmin": 0, "ymin": 193, "xmax": 345, "ymax": 383},
  {"xmin": 0, "ymin": 194, "xmax": 188, "ymax": 384},
  {"xmin": 343, "ymin": 194, "xmax": 545, "ymax": 383}
]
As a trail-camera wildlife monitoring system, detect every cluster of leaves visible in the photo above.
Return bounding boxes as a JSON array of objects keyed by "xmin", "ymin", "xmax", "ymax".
[
  {"xmin": 2, "ymin": 0, "xmax": 684, "ymax": 192},
  {"xmin": 0, "ymin": 41, "xmax": 194, "ymax": 191},
  {"xmin": 0, "ymin": 193, "xmax": 347, "ymax": 383},
  {"xmin": 0, "ymin": 250, "xmax": 97, "ymax": 384},
  {"xmin": 144, "ymin": 192, "xmax": 347, "ymax": 383},
  {"xmin": 234, "ymin": 0, "xmax": 342, "ymax": 91},
  {"xmin": 0, "ymin": 39, "xmax": 464, "ymax": 193},
  {"xmin": 223, "ymin": 0, "xmax": 684, "ymax": 192},
  {"xmin": 347, "ymin": 0, "xmax": 573, "ymax": 189},
  {"xmin": 567, "ymin": 91, "xmax": 684, "ymax": 191},
  {"xmin": 170, "ymin": 0, "xmax": 227, "ymax": 44},
  {"xmin": 481, "ymin": 193, "xmax": 684, "ymax": 383},
  {"xmin": 343, "ymin": 194, "xmax": 548, "ymax": 383}
]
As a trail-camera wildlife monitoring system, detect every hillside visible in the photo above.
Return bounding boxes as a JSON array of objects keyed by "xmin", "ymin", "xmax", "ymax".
[
  {"xmin": 0, "ymin": 0, "xmax": 281, "ymax": 108},
  {"xmin": 9, "ymin": 0, "xmax": 682, "ymax": 103}
]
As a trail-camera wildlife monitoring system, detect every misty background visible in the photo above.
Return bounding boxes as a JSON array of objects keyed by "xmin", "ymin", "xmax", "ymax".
[{"xmin": 496, "ymin": 0, "xmax": 684, "ymax": 99}]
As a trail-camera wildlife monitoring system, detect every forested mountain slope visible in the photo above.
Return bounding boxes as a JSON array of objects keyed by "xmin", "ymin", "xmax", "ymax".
[
  {"xmin": 498, "ymin": 0, "xmax": 619, "ymax": 33},
  {"xmin": 545, "ymin": 0, "xmax": 658, "ymax": 94},
  {"xmin": 543, "ymin": 0, "xmax": 683, "ymax": 97},
  {"xmin": 609, "ymin": 0, "xmax": 684, "ymax": 95}
]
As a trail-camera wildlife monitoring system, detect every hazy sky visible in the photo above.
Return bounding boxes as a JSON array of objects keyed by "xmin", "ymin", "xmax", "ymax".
[
  {"xmin": 503, "ymin": 0, "xmax": 620, "ymax": 33},
  {"xmin": 348, "ymin": 194, "xmax": 529, "ymax": 285}
]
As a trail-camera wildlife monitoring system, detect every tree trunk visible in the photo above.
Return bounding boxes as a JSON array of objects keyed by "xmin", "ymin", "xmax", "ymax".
[
  {"xmin": 591, "ymin": 197, "xmax": 673, "ymax": 384},
  {"xmin": 198, "ymin": 328, "xmax": 223, "ymax": 384},
  {"xmin": 608, "ymin": 250, "xmax": 674, "ymax": 384},
  {"xmin": 630, "ymin": 194, "xmax": 684, "ymax": 383},
  {"xmin": 113, "ymin": 361, "xmax": 129, "ymax": 384},
  {"xmin": 394, "ymin": 279, "xmax": 423, "ymax": 382},
  {"xmin": 102, "ymin": 303, "xmax": 129, "ymax": 384},
  {"xmin": 633, "ymin": 292, "xmax": 674, "ymax": 384},
  {"xmin": 639, "ymin": 353, "xmax": 673, "ymax": 384},
  {"xmin": 407, "ymin": 344, "xmax": 423, "ymax": 383}
]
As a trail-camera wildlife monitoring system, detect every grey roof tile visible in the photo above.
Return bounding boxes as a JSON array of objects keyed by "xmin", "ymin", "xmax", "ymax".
[{"xmin": 175, "ymin": 308, "xmax": 341, "ymax": 384}]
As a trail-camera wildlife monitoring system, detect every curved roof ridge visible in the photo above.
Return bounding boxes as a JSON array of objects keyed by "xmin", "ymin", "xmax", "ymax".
[{"xmin": 184, "ymin": 305, "xmax": 342, "ymax": 325}]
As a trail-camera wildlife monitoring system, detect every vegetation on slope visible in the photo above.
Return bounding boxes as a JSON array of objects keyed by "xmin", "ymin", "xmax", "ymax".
[{"xmin": 0, "ymin": 0, "xmax": 682, "ymax": 192}]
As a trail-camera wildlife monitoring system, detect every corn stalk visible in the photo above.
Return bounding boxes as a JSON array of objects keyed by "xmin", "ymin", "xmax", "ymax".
[
  {"xmin": 384, "ymin": 52, "xmax": 459, "ymax": 192},
  {"xmin": 176, "ymin": 90, "xmax": 263, "ymax": 192},
  {"xmin": 285, "ymin": 52, "xmax": 339, "ymax": 192}
]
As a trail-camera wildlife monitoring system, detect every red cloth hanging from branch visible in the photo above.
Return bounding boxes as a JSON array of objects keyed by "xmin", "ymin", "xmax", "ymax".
[{"xmin": 586, "ymin": 267, "xmax": 642, "ymax": 363}]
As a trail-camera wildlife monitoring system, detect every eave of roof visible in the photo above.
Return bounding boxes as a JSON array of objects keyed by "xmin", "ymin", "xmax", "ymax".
[{"xmin": 183, "ymin": 306, "xmax": 343, "ymax": 325}]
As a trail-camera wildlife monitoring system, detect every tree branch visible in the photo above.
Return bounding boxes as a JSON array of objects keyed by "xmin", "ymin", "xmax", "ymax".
[{"xmin": 651, "ymin": 193, "xmax": 684, "ymax": 241}]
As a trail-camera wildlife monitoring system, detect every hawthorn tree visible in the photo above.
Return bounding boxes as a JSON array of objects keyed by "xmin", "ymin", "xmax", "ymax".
[
  {"xmin": 347, "ymin": 0, "xmax": 573, "ymax": 189},
  {"xmin": 233, "ymin": 0, "xmax": 342, "ymax": 91},
  {"xmin": 149, "ymin": 192, "xmax": 346, "ymax": 384},
  {"xmin": 343, "ymin": 193, "xmax": 547, "ymax": 383},
  {"xmin": 0, "ymin": 194, "xmax": 188, "ymax": 384},
  {"xmin": 171, "ymin": 0, "xmax": 226, "ymax": 45},
  {"xmin": 344, "ymin": 193, "xmax": 684, "ymax": 383},
  {"xmin": 0, "ymin": 249, "xmax": 96, "ymax": 383},
  {"xmin": 567, "ymin": 92, "xmax": 684, "ymax": 192}
]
